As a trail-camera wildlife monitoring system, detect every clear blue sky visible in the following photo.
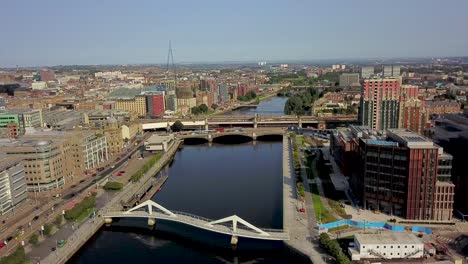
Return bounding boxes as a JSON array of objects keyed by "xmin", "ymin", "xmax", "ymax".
[{"xmin": 1, "ymin": 0, "xmax": 467, "ymax": 67}]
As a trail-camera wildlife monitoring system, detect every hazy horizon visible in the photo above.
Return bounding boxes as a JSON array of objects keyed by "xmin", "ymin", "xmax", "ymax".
[{"xmin": 1, "ymin": 0, "xmax": 468, "ymax": 67}]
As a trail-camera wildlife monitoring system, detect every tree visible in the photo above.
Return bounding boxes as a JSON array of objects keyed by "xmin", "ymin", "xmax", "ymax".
[
  {"xmin": 211, "ymin": 103, "xmax": 218, "ymax": 110},
  {"xmin": 29, "ymin": 233, "xmax": 39, "ymax": 246},
  {"xmin": 43, "ymin": 224, "xmax": 55, "ymax": 236},
  {"xmin": 284, "ymin": 96, "xmax": 304, "ymax": 115},
  {"xmin": 55, "ymin": 215, "xmax": 64, "ymax": 226},
  {"xmin": 171, "ymin": 120, "xmax": 184, "ymax": 132},
  {"xmin": 199, "ymin": 104, "xmax": 209, "ymax": 113}
]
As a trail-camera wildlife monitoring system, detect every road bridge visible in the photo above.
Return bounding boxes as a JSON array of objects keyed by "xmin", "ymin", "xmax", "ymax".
[
  {"xmin": 141, "ymin": 115, "xmax": 357, "ymax": 131},
  {"xmin": 103, "ymin": 200, "xmax": 289, "ymax": 243},
  {"xmin": 177, "ymin": 128, "xmax": 285, "ymax": 142}
]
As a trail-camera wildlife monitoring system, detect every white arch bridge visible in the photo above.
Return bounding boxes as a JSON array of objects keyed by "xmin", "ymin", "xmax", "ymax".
[{"xmin": 103, "ymin": 200, "xmax": 289, "ymax": 242}]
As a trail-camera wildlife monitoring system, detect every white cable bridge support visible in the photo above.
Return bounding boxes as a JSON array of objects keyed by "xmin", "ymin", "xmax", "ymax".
[{"xmin": 206, "ymin": 215, "xmax": 269, "ymax": 236}]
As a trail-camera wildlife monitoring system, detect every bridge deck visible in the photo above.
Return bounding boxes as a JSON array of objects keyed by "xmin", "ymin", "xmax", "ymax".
[{"xmin": 103, "ymin": 210, "xmax": 289, "ymax": 241}]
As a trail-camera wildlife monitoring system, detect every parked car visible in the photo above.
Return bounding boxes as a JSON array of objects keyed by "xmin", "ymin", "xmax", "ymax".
[
  {"xmin": 0, "ymin": 242, "xmax": 6, "ymax": 249},
  {"xmin": 33, "ymin": 216, "xmax": 39, "ymax": 221}
]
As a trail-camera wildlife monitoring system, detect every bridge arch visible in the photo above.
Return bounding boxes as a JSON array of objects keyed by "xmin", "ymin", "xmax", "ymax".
[{"xmin": 212, "ymin": 134, "xmax": 252, "ymax": 144}]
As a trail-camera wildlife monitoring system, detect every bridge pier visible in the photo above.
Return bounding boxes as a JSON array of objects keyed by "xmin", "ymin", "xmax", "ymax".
[
  {"xmin": 298, "ymin": 116, "xmax": 303, "ymax": 128},
  {"xmin": 105, "ymin": 218, "xmax": 113, "ymax": 224},
  {"xmin": 208, "ymin": 134, "xmax": 213, "ymax": 142},
  {"xmin": 252, "ymin": 132, "xmax": 257, "ymax": 141},
  {"xmin": 148, "ymin": 218, "xmax": 156, "ymax": 226}
]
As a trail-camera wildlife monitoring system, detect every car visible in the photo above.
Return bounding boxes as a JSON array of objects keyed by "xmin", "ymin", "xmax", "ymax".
[
  {"xmin": 71, "ymin": 184, "xmax": 77, "ymax": 188},
  {"xmin": 6, "ymin": 236, "xmax": 13, "ymax": 242},
  {"xmin": 299, "ymin": 208, "xmax": 305, "ymax": 213},
  {"xmin": 51, "ymin": 247, "xmax": 56, "ymax": 252},
  {"xmin": 79, "ymin": 179, "xmax": 86, "ymax": 183},
  {"xmin": 0, "ymin": 242, "xmax": 5, "ymax": 249},
  {"xmin": 57, "ymin": 240, "xmax": 67, "ymax": 248},
  {"xmin": 33, "ymin": 216, "xmax": 40, "ymax": 221},
  {"xmin": 111, "ymin": 165, "xmax": 115, "ymax": 169},
  {"xmin": 116, "ymin": 173, "xmax": 123, "ymax": 176},
  {"xmin": 119, "ymin": 171, "xmax": 125, "ymax": 173}
]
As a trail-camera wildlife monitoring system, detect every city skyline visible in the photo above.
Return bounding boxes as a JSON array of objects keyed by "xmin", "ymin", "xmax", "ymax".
[{"xmin": 1, "ymin": 0, "xmax": 468, "ymax": 67}]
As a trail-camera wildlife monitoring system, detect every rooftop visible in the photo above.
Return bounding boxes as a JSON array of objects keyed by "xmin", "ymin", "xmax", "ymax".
[
  {"xmin": 355, "ymin": 233, "xmax": 422, "ymax": 245},
  {"xmin": 387, "ymin": 129, "xmax": 435, "ymax": 148}
]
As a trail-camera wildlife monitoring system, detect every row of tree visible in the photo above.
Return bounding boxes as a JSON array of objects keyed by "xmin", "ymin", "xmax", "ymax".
[
  {"xmin": 237, "ymin": 91, "xmax": 257, "ymax": 102},
  {"xmin": 284, "ymin": 87, "xmax": 320, "ymax": 115},
  {"xmin": 64, "ymin": 194, "xmax": 96, "ymax": 221},
  {"xmin": 319, "ymin": 233, "xmax": 350, "ymax": 264}
]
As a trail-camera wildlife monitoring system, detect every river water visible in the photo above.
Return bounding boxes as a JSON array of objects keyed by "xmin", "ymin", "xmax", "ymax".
[
  {"xmin": 225, "ymin": 96, "xmax": 288, "ymax": 116},
  {"xmin": 68, "ymin": 141, "xmax": 308, "ymax": 264}
]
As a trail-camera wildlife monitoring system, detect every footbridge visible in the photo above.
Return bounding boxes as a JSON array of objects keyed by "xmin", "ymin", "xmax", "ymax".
[{"xmin": 103, "ymin": 200, "xmax": 289, "ymax": 242}]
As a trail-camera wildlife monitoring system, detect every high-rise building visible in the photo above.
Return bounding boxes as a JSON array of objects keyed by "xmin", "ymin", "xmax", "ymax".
[
  {"xmin": 383, "ymin": 65, "xmax": 401, "ymax": 77},
  {"xmin": 398, "ymin": 85, "xmax": 428, "ymax": 134},
  {"xmin": 0, "ymin": 157, "xmax": 27, "ymax": 215},
  {"xmin": 165, "ymin": 94, "xmax": 177, "ymax": 112},
  {"xmin": 331, "ymin": 127, "xmax": 454, "ymax": 220},
  {"xmin": 145, "ymin": 92, "xmax": 165, "ymax": 117},
  {"xmin": 359, "ymin": 78, "xmax": 400, "ymax": 131},
  {"xmin": 361, "ymin": 66, "xmax": 374, "ymax": 79},
  {"xmin": 40, "ymin": 69, "xmax": 55, "ymax": 82},
  {"xmin": 339, "ymin": 73, "xmax": 360, "ymax": 87},
  {"xmin": 218, "ymin": 83, "xmax": 229, "ymax": 103}
]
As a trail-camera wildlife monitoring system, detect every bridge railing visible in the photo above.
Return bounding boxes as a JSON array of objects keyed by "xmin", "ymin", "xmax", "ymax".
[{"xmin": 103, "ymin": 209, "xmax": 288, "ymax": 234}]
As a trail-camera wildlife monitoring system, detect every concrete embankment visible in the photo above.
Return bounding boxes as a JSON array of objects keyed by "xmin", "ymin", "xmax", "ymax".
[
  {"xmin": 282, "ymin": 135, "xmax": 325, "ymax": 264},
  {"xmin": 40, "ymin": 140, "xmax": 183, "ymax": 264}
]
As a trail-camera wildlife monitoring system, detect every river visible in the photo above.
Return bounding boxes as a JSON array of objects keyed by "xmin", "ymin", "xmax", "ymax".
[
  {"xmin": 68, "ymin": 141, "xmax": 308, "ymax": 264},
  {"xmin": 224, "ymin": 96, "xmax": 288, "ymax": 116}
]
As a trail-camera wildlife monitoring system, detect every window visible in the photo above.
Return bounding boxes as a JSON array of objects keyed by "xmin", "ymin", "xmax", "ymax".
[{"xmin": 412, "ymin": 245, "xmax": 414, "ymax": 248}]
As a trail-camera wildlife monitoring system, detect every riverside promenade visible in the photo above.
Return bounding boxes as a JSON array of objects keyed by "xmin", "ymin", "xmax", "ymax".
[
  {"xmin": 38, "ymin": 140, "xmax": 182, "ymax": 264},
  {"xmin": 283, "ymin": 136, "xmax": 326, "ymax": 264}
]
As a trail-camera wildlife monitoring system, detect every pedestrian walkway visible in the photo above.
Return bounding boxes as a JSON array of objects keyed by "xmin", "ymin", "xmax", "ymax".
[{"xmin": 283, "ymin": 136, "xmax": 326, "ymax": 264}]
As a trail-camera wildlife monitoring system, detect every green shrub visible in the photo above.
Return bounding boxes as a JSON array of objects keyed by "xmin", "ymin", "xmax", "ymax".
[
  {"xmin": 318, "ymin": 233, "xmax": 350, "ymax": 264},
  {"xmin": 0, "ymin": 246, "xmax": 28, "ymax": 264},
  {"xmin": 130, "ymin": 153, "xmax": 162, "ymax": 182},
  {"xmin": 64, "ymin": 196, "xmax": 96, "ymax": 221},
  {"xmin": 28, "ymin": 233, "xmax": 39, "ymax": 246},
  {"xmin": 103, "ymin": 181, "xmax": 123, "ymax": 190}
]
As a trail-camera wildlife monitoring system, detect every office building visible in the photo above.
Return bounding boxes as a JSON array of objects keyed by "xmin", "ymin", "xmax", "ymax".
[
  {"xmin": 145, "ymin": 92, "xmax": 165, "ymax": 117},
  {"xmin": 0, "ymin": 109, "xmax": 43, "ymax": 135},
  {"xmin": 331, "ymin": 127, "xmax": 454, "ymax": 221},
  {"xmin": 0, "ymin": 139, "xmax": 75, "ymax": 192},
  {"xmin": 428, "ymin": 110, "xmax": 468, "ymax": 215},
  {"xmin": 361, "ymin": 66, "xmax": 374, "ymax": 79},
  {"xmin": 383, "ymin": 65, "xmax": 401, "ymax": 77},
  {"xmin": 349, "ymin": 233, "xmax": 423, "ymax": 261},
  {"xmin": 0, "ymin": 157, "xmax": 28, "ymax": 215},
  {"xmin": 339, "ymin": 73, "xmax": 360, "ymax": 87},
  {"xmin": 114, "ymin": 95, "xmax": 147, "ymax": 116},
  {"xmin": 359, "ymin": 78, "xmax": 400, "ymax": 131}
]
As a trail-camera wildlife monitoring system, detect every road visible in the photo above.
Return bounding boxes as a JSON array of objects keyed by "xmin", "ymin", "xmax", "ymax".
[{"xmin": 0, "ymin": 134, "xmax": 150, "ymax": 257}]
